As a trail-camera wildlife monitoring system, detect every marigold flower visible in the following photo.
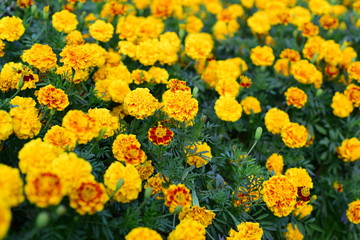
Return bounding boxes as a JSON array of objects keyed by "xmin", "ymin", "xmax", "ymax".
[
  {"xmin": 285, "ymin": 168, "xmax": 313, "ymax": 189},
  {"xmin": 65, "ymin": 30, "xmax": 84, "ymax": 45},
  {"xmin": 104, "ymin": 162, "xmax": 142, "ymax": 203},
  {"xmin": 112, "ymin": 134, "xmax": 146, "ymax": 165},
  {"xmin": 227, "ymin": 222, "xmax": 263, "ymax": 240},
  {"xmin": 250, "ymin": 46, "xmax": 275, "ymax": 66},
  {"xmin": 0, "ymin": 164, "xmax": 24, "ymax": 207},
  {"xmin": 240, "ymin": 75, "xmax": 252, "ymax": 88},
  {"xmin": 0, "ymin": 40, "xmax": 5, "ymax": 57},
  {"xmin": 62, "ymin": 110, "xmax": 100, "ymax": 144},
  {"xmin": 247, "ymin": 11, "xmax": 271, "ymax": 35},
  {"xmin": 291, "ymin": 60, "xmax": 322, "ymax": 84},
  {"xmin": 261, "ymin": 175, "xmax": 297, "ymax": 217},
  {"xmin": 213, "ymin": 20, "xmax": 240, "ymax": 40},
  {"xmin": 69, "ymin": 180, "xmax": 109, "ymax": 215},
  {"xmin": 148, "ymin": 66, "xmax": 169, "ymax": 84},
  {"xmin": 44, "ymin": 125, "xmax": 77, "ymax": 151},
  {"xmin": 37, "ymin": 84, "xmax": 69, "ymax": 111},
  {"xmin": 299, "ymin": 22, "xmax": 319, "ymax": 38},
  {"xmin": 164, "ymin": 184, "xmax": 192, "ymax": 212},
  {"xmin": 131, "ymin": 69, "xmax": 150, "ymax": 84},
  {"xmin": 52, "ymin": 10, "xmax": 78, "ymax": 33},
  {"xmin": 333, "ymin": 181, "xmax": 343, "ymax": 192},
  {"xmin": 148, "ymin": 124, "xmax": 174, "ymax": 146},
  {"xmin": 215, "ymin": 78, "xmax": 240, "ymax": 98},
  {"xmin": 88, "ymin": 108, "xmax": 119, "ymax": 139},
  {"xmin": 331, "ymin": 92, "xmax": 354, "ymax": 118},
  {"xmin": 25, "ymin": 170, "xmax": 66, "ymax": 208},
  {"xmin": 264, "ymin": 108, "xmax": 290, "ymax": 134},
  {"xmin": 168, "ymin": 220, "xmax": 206, "ymax": 240},
  {"xmin": 344, "ymin": 84, "xmax": 360, "ymax": 107},
  {"xmin": 179, "ymin": 206, "xmax": 216, "ymax": 227},
  {"xmin": 135, "ymin": 160, "xmax": 154, "ymax": 181},
  {"xmin": 10, "ymin": 108, "xmax": 42, "ymax": 139},
  {"xmin": 186, "ymin": 142, "xmax": 212, "ymax": 168},
  {"xmin": 322, "ymin": 40, "xmax": 343, "ymax": 66},
  {"xmin": 274, "ymin": 59, "xmax": 291, "ymax": 76},
  {"xmin": 17, "ymin": 0, "xmax": 34, "ymax": 8},
  {"xmin": 336, "ymin": 137, "xmax": 360, "ymax": 162},
  {"xmin": 280, "ymin": 49, "xmax": 301, "ymax": 62},
  {"xmin": 284, "ymin": 87, "xmax": 307, "ymax": 108},
  {"xmin": 214, "ymin": 96, "xmax": 242, "ymax": 122},
  {"xmin": 60, "ymin": 45, "xmax": 92, "ymax": 70},
  {"xmin": 162, "ymin": 90, "xmax": 198, "ymax": 122},
  {"xmin": 150, "ymin": 0, "xmax": 175, "ymax": 18},
  {"xmin": 0, "ymin": 16, "xmax": 25, "ymax": 42},
  {"xmin": 0, "ymin": 203, "xmax": 11, "ymax": 240},
  {"xmin": 0, "ymin": 62, "xmax": 39, "ymax": 92},
  {"xmin": 135, "ymin": 38, "xmax": 159, "ymax": 66},
  {"xmin": 347, "ymin": 61, "xmax": 360, "ymax": 82},
  {"xmin": 21, "ymin": 44, "xmax": 57, "ymax": 72},
  {"xmin": 281, "ymin": 123, "xmax": 308, "ymax": 148},
  {"xmin": 240, "ymin": 96, "xmax": 261, "ymax": 115},
  {"xmin": 185, "ymin": 33, "xmax": 214, "ymax": 61},
  {"xmin": 125, "ymin": 227, "xmax": 162, "ymax": 240},
  {"xmin": 266, "ymin": 153, "xmax": 284, "ymax": 175},
  {"xmin": 293, "ymin": 203, "xmax": 313, "ymax": 219},
  {"xmin": 346, "ymin": 200, "xmax": 360, "ymax": 224},
  {"xmin": 89, "ymin": 20, "xmax": 114, "ymax": 42},
  {"xmin": 0, "ymin": 110, "xmax": 13, "ymax": 141},
  {"xmin": 144, "ymin": 173, "xmax": 167, "ymax": 197},
  {"xmin": 283, "ymin": 223, "xmax": 304, "ymax": 240},
  {"xmin": 185, "ymin": 16, "xmax": 203, "ymax": 33},
  {"xmin": 319, "ymin": 14, "xmax": 339, "ymax": 30},
  {"xmin": 123, "ymin": 88, "xmax": 160, "ymax": 120},
  {"xmin": 290, "ymin": 6, "xmax": 311, "ymax": 27},
  {"xmin": 56, "ymin": 66, "xmax": 89, "ymax": 84}
]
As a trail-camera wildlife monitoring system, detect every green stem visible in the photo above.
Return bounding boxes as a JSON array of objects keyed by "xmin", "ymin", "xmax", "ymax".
[
  {"xmin": 247, "ymin": 140, "xmax": 258, "ymax": 156},
  {"xmin": 40, "ymin": 109, "xmax": 56, "ymax": 135}
]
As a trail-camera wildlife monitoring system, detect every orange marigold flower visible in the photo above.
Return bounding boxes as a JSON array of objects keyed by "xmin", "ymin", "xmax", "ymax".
[
  {"xmin": 274, "ymin": 59, "xmax": 291, "ymax": 76},
  {"xmin": 104, "ymin": 162, "xmax": 142, "ymax": 203},
  {"xmin": 227, "ymin": 222, "xmax": 263, "ymax": 240},
  {"xmin": 135, "ymin": 160, "xmax": 154, "ymax": 181},
  {"xmin": 266, "ymin": 153, "xmax": 284, "ymax": 175},
  {"xmin": 299, "ymin": 22, "xmax": 319, "ymax": 37},
  {"xmin": 261, "ymin": 175, "xmax": 297, "ymax": 217},
  {"xmin": 0, "ymin": 110, "xmax": 13, "ymax": 141},
  {"xmin": 148, "ymin": 124, "xmax": 174, "ymax": 146},
  {"xmin": 250, "ymin": 46, "xmax": 275, "ymax": 66},
  {"xmin": 164, "ymin": 184, "xmax": 192, "ymax": 212},
  {"xmin": 347, "ymin": 61, "xmax": 360, "ymax": 82},
  {"xmin": 284, "ymin": 87, "xmax": 307, "ymax": 108},
  {"xmin": 21, "ymin": 44, "xmax": 57, "ymax": 72},
  {"xmin": 280, "ymin": 49, "xmax": 301, "ymax": 62},
  {"xmin": 17, "ymin": 0, "xmax": 34, "ymax": 8},
  {"xmin": 214, "ymin": 95, "xmax": 242, "ymax": 122},
  {"xmin": 144, "ymin": 173, "xmax": 168, "ymax": 197},
  {"xmin": 319, "ymin": 14, "xmax": 339, "ymax": 30},
  {"xmin": 168, "ymin": 219, "xmax": 206, "ymax": 240},
  {"xmin": 179, "ymin": 206, "xmax": 216, "ymax": 227},
  {"xmin": 69, "ymin": 180, "xmax": 109, "ymax": 215},
  {"xmin": 125, "ymin": 227, "xmax": 162, "ymax": 240},
  {"xmin": 62, "ymin": 110, "xmax": 100, "ymax": 144},
  {"xmin": 331, "ymin": 92, "xmax": 354, "ymax": 118},
  {"xmin": 185, "ymin": 16, "xmax": 203, "ymax": 33},
  {"xmin": 52, "ymin": 10, "xmax": 78, "ymax": 33},
  {"xmin": 336, "ymin": 137, "xmax": 360, "ymax": 162},
  {"xmin": 291, "ymin": 60, "xmax": 322, "ymax": 84},
  {"xmin": 283, "ymin": 223, "xmax": 304, "ymax": 240},
  {"xmin": 346, "ymin": 200, "xmax": 360, "ymax": 224},
  {"xmin": 240, "ymin": 96, "xmax": 261, "ymax": 115},
  {"xmin": 344, "ymin": 84, "xmax": 360, "ymax": 107},
  {"xmin": 60, "ymin": 45, "xmax": 92, "ymax": 70},
  {"xmin": 264, "ymin": 108, "xmax": 290, "ymax": 134},
  {"xmin": 25, "ymin": 170, "xmax": 66, "ymax": 208},
  {"xmin": 185, "ymin": 33, "xmax": 214, "ymax": 61},
  {"xmin": 89, "ymin": 20, "xmax": 114, "ymax": 42},
  {"xmin": 37, "ymin": 84, "xmax": 69, "ymax": 111},
  {"xmin": 44, "ymin": 125, "xmax": 77, "ymax": 151},
  {"xmin": 123, "ymin": 88, "xmax": 160, "ymax": 120},
  {"xmin": 65, "ymin": 30, "xmax": 85, "ymax": 45},
  {"xmin": 0, "ymin": 164, "xmax": 24, "ymax": 207},
  {"xmin": 281, "ymin": 123, "xmax": 309, "ymax": 148},
  {"xmin": 150, "ymin": 0, "xmax": 175, "ymax": 18},
  {"xmin": 0, "ymin": 203, "xmax": 11, "ymax": 240},
  {"xmin": 0, "ymin": 16, "xmax": 25, "ymax": 42},
  {"xmin": 162, "ymin": 90, "xmax": 198, "ymax": 122},
  {"xmin": 186, "ymin": 142, "xmax": 212, "ymax": 168},
  {"xmin": 112, "ymin": 134, "xmax": 146, "ymax": 165}
]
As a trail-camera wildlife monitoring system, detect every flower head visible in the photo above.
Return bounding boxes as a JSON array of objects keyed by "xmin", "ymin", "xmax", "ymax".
[
  {"xmin": 336, "ymin": 137, "xmax": 360, "ymax": 162},
  {"xmin": 240, "ymin": 96, "xmax": 261, "ymax": 115},
  {"xmin": 186, "ymin": 142, "xmax": 212, "ymax": 168},
  {"xmin": 168, "ymin": 220, "xmax": 206, "ymax": 240},
  {"xmin": 164, "ymin": 184, "xmax": 192, "ymax": 212},
  {"xmin": 125, "ymin": 227, "xmax": 162, "ymax": 240},
  {"xmin": 346, "ymin": 200, "xmax": 360, "ymax": 224},
  {"xmin": 0, "ymin": 203, "xmax": 11, "ymax": 240},
  {"xmin": 331, "ymin": 92, "xmax": 354, "ymax": 118},
  {"xmin": 52, "ymin": 10, "xmax": 78, "ymax": 33},
  {"xmin": 227, "ymin": 222, "xmax": 263, "ymax": 240},
  {"xmin": 124, "ymin": 88, "xmax": 160, "ymax": 120},
  {"xmin": 0, "ymin": 164, "xmax": 24, "ymax": 207},
  {"xmin": 89, "ymin": 20, "xmax": 114, "ymax": 42},
  {"xmin": 179, "ymin": 206, "xmax": 216, "ymax": 227},
  {"xmin": 250, "ymin": 46, "xmax": 275, "ymax": 66},
  {"xmin": 344, "ymin": 84, "xmax": 360, "ymax": 107},
  {"xmin": 284, "ymin": 223, "xmax": 304, "ymax": 240},
  {"xmin": 21, "ymin": 44, "xmax": 57, "ymax": 72},
  {"xmin": 148, "ymin": 124, "xmax": 174, "ymax": 146},
  {"xmin": 281, "ymin": 123, "xmax": 309, "ymax": 148},
  {"xmin": 44, "ymin": 125, "xmax": 77, "ymax": 151},
  {"xmin": 37, "ymin": 84, "xmax": 69, "ymax": 111},
  {"xmin": 162, "ymin": 90, "xmax": 198, "ymax": 122},
  {"xmin": 0, "ymin": 110, "xmax": 13, "ymax": 141},
  {"xmin": 284, "ymin": 87, "xmax": 307, "ymax": 108},
  {"xmin": 112, "ymin": 134, "xmax": 146, "ymax": 165},
  {"xmin": 0, "ymin": 16, "xmax": 25, "ymax": 41},
  {"xmin": 264, "ymin": 108, "xmax": 290, "ymax": 135},
  {"xmin": 266, "ymin": 153, "xmax": 284, "ymax": 175},
  {"xmin": 214, "ymin": 95, "xmax": 242, "ymax": 122}
]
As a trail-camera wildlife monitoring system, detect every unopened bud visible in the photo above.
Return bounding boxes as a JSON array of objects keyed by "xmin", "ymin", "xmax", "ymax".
[
  {"xmin": 56, "ymin": 205, "xmax": 66, "ymax": 216},
  {"xmin": 144, "ymin": 187, "xmax": 152, "ymax": 199},
  {"xmin": 255, "ymin": 127, "xmax": 263, "ymax": 141},
  {"xmin": 173, "ymin": 205, "xmax": 183, "ymax": 214},
  {"xmin": 36, "ymin": 212, "xmax": 50, "ymax": 229}
]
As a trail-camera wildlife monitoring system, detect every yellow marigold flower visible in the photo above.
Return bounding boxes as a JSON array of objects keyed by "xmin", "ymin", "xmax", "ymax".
[
  {"xmin": 84, "ymin": 43, "xmax": 107, "ymax": 67},
  {"xmin": 264, "ymin": 108, "xmax": 290, "ymax": 134},
  {"xmin": 185, "ymin": 33, "xmax": 214, "ymax": 61},
  {"xmin": 186, "ymin": 142, "xmax": 212, "ymax": 168},
  {"xmin": 299, "ymin": 22, "xmax": 319, "ymax": 38},
  {"xmin": 69, "ymin": 179, "xmax": 109, "ymax": 215},
  {"xmin": 88, "ymin": 108, "xmax": 119, "ymax": 139},
  {"xmin": 52, "ymin": 152, "xmax": 93, "ymax": 193},
  {"xmin": 348, "ymin": 61, "xmax": 360, "ymax": 82},
  {"xmin": 291, "ymin": 60, "xmax": 322, "ymax": 84},
  {"xmin": 37, "ymin": 84, "xmax": 69, "ymax": 111},
  {"xmin": 227, "ymin": 222, "xmax": 263, "ymax": 240},
  {"xmin": 89, "ymin": 20, "xmax": 114, "ymax": 42},
  {"xmin": 179, "ymin": 206, "xmax": 216, "ymax": 228},
  {"xmin": 285, "ymin": 168, "xmax": 313, "ymax": 189},
  {"xmin": 0, "ymin": 62, "xmax": 39, "ymax": 92},
  {"xmin": 214, "ymin": 96, "xmax": 242, "ymax": 122},
  {"xmin": 247, "ymin": 11, "xmax": 271, "ymax": 35},
  {"xmin": 108, "ymin": 80, "xmax": 131, "ymax": 103},
  {"xmin": 0, "ymin": 203, "xmax": 11, "ymax": 240},
  {"xmin": 322, "ymin": 40, "xmax": 342, "ymax": 66},
  {"xmin": 94, "ymin": 79, "xmax": 112, "ymax": 101},
  {"xmin": 111, "ymin": 104, "xmax": 127, "ymax": 120},
  {"xmin": 346, "ymin": 200, "xmax": 360, "ymax": 224},
  {"xmin": 336, "ymin": 137, "xmax": 360, "ymax": 162},
  {"xmin": 344, "ymin": 83, "xmax": 360, "ymax": 107},
  {"xmin": 148, "ymin": 124, "xmax": 174, "ymax": 146},
  {"xmin": 240, "ymin": 75, "xmax": 252, "ymax": 88},
  {"xmin": 158, "ymin": 32, "xmax": 180, "ymax": 65},
  {"xmin": 266, "ymin": 153, "xmax": 284, "ymax": 175},
  {"xmin": 0, "ymin": 16, "xmax": 25, "ymax": 42},
  {"xmin": 185, "ymin": 16, "xmax": 203, "ymax": 33},
  {"xmin": 280, "ymin": 49, "xmax": 301, "ymax": 62},
  {"xmin": 331, "ymin": 92, "xmax": 354, "ymax": 118},
  {"xmin": 133, "ymin": 0, "xmax": 150, "ymax": 10},
  {"xmin": 164, "ymin": 184, "xmax": 192, "ymax": 212},
  {"xmin": 25, "ymin": 170, "xmax": 66, "ymax": 208},
  {"xmin": 65, "ymin": 30, "xmax": 85, "ymax": 45},
  {"xmin": 44, "ymin": 125, "xmax": 77, "ymax": 151},
  {"xmin": 274, "ymin": 59, "xmax": 291, "ymax": 76},
  {"xmin": 281, "ymin": 123, "xmax": 308, "ymax": 148},
  {"xmin": 60, "ymin": 45, "xmax": 91, "ymax": 70},
  {"xmin": 100, "ymin": 1, "xmax": 129, "ymax": 20},
  {"xmin": 284, "ymin": 87, "xmax": 307, "ymax": 108},
  {"xmin": 293, "ymin": 203, "xmax": 313, "ymax": 219},
  {"xmin": 0, "ymin": 40, "xmax": 5, "ymax": 57},
  {"xmin": 213, "ymin": 20, "xmax": 239, "ymax": 40},
  {"xmin": 144, "ymin": 173, "xmax": 167, "ymax": 197},
  {"xmin": 125, "ymin": 227, "xmax": 162, "ymax": 240},
  {"xmin": 150, "ymin": 0, "xmax": 175, "ymax": 18},
  {"xmin": 308, "ymin": 0, "xmax": 331, "ymax": 15},
  {"xmin": 0, "ymin": 110, "xmax": 13, "ymax": 141},
  {"xmin": 148, "ymin": 66, "xmax": 169, "ymax": 84},
  {"xmin": 104, "ymin": 162, "xmax": 142, "ymax": 203},
  {"xmin": 302, "ymin": 36, "xmax": 325, "ymax": 62},
  {"xmin": 250, "ymin": 46, "xmax": 275, "ymax": 66},
  {"xmin": 62, "ymin": 110, "xmax": 100, "ymax": 144},
  {"xmin": 52, "ymin": 10, "xmax": 78, "ymax": 33},
  {"xmin": 215, "ymin": 78, "xmax": 240, "ymax": 98},
  {"xmin": 168, "ymin": 219, "xmax": 206, "ymax": 240},
  {"xmin": 112, "ymin": 134, "xmax": 146, "ymax": 165},
  {"xmin": 131, "ymin": 69, "xmax": 150, "ymax": 84},
  {"xmin": 123, "ymin": 88, "xmax": 160, "ymax": 120},
  {"xmin": 284, "ymin": 224, "xmax": 304, "ymax": 240},
  {"xmin": 135, "ymin": 160, "xmax": 154, "ymax": 181},
  {"xmin": 162, "ymin": 90, "xmax": 198, "ymax": 122},
  {"xmin": 94, "ymin": 64, "xmax": 131, "ymax": 83},
  {"xmin": 0, "ymin": 164, "xmax": 24, "ymax": 207},
  {"xmin": 21, "ymin": 44, "xmax": 57, "ymax": 72},
  {"xmin": 116, "ymin": 15, "xmax": 139, "ymax": 41},
  {"xmin": 135, "ymin": 38, "xmax": 159, "ymax": 66},
  {"xmin": 319, "ymin": 14, "xmax": 339, "ymax": 30},
  {"xmin": 262, "ymin": 175, "xmax": 297, "ymax": 217},
  {"xmin": 240, "ymin": 96, "xmax": 261, "ymax": 115},
  {"xmin": 340, "ymin": 47, "xmax": 357, "ymax": 69},
  {"xmin": 289, "ymin": 6, "xmax": 311, "ymax": 27},
  {"xmin": 137, "ymin": 16, "xmax": 164, "ymax": 40},
  {"xmin": 56, "ymin": 66, "xmax": 89, "ymax": 84}
]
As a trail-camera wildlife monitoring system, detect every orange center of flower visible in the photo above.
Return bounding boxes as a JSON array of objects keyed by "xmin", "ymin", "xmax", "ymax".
[
  {"xmin": 79, "ymin": 183, "xmax": 100, "ymax": 202},
  {"xmin": 34, "ymin": 173, "xmax": 61, "ymax": 196}
]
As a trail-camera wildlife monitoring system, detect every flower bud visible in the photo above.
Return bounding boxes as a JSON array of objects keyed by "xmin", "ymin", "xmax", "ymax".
[
  {"xmin": 255, "ymin": 127, "xmax": 262, "ymax": 141},
  {"xmin": 56, "ymin": 205, "xmax": 66, "ymax": 216},
  {"xmin": 36, "ymin": 212, "xmax": 50, "ymax": 229},
  {"xmin": 144, "ymin": 187, "xmax": 152, "ymax": 199}
]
